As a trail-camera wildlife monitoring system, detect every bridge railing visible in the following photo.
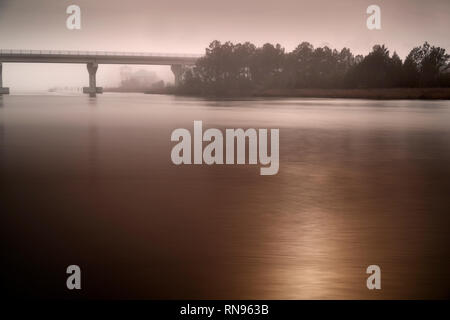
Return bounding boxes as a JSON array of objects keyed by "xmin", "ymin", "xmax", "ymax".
[{"xmin": 0, "ymin": 49, "xmax": 202, "ymax": 58}]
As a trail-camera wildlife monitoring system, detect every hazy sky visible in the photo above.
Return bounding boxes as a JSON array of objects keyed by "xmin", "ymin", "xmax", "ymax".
[{"xmin": 1, "ymin": 0, "xmax": 449, "ymax": 90}]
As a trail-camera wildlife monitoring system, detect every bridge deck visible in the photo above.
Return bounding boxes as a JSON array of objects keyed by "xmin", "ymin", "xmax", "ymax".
[{"xmin": 0, "ymin": 49, "xmax": 201, "ymax": 65}]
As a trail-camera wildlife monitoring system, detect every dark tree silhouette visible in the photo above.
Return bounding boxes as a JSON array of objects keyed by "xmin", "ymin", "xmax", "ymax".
[
  {"xmin": 403, "ymin": 42, "xmax": 450, "ymax": 87},
  {"xmin": 179, "ymin": 41, "xmax": 450, "ymax": 96},
  {"xmin": 345, "ymin": 45, "xmax": 403, "ymax": 88},
  {"xmin": 250, "ymin": 43, "xmax": 285, "ymax": 89}
]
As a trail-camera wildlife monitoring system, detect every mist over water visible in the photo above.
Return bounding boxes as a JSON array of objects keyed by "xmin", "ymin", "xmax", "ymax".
[{"xmin": 1, "ymin": 94, "xmax": 450, "ymax": 299}]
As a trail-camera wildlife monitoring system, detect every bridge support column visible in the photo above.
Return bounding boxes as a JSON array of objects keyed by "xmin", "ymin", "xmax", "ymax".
[
  {"xmin": 171, "ymin": 64, "xmax": 184, "ymax": 86},
  {"xmin": 83, "ymin": 62, "xmax": 103, "ymax": 97},
  {"xmin": 0, "ymin": 63, "xmax": 10, "ymax": 95}
]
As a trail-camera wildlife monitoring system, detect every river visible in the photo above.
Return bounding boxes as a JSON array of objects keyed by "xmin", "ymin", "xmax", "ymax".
[{"xmin": 1, "ymin": 93, "xmax": 449, "ymax": 299}]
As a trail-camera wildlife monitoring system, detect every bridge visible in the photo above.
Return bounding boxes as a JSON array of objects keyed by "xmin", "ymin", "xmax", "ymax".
[{"xmin": 0, "ymin": 49, "xmax": 201, "ymax": 96}]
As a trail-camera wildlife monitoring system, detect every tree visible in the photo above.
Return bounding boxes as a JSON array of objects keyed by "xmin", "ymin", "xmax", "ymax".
[
  {"xmin": 250, "ymin": 43, "xmax": 285, "ymax": 88},
  {"xmin": 180, "ymin": 40, "xmax": 450, "ymax": 96},
  {"xmin": 346, "ymin": 44, "xmax": 402, "ymax": 88},
  {"xmin": 290, "ymin": 42, "xmax": 315, "ymax": 88},
  {"xmin": 404, "ymin": 42, "xmax": 450, "ymax": 87}
]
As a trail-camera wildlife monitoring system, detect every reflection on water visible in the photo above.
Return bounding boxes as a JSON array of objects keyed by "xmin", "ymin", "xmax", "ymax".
[{"xmin": 1, "ymin": 94, "xmax": 449, "ymax": 299}]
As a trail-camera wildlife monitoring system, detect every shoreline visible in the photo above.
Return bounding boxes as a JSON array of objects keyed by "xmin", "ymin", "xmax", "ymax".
[
  {"xmin": 141, "ymin": 87, "xmax": 450, "ymax": 100},
  {"xmin": 101, "ymin": 87, "xmax": 450, "ymax": 100},
  {"xmin": 255, "ymin": 88, "xmax": 450, "ymax": 100}
]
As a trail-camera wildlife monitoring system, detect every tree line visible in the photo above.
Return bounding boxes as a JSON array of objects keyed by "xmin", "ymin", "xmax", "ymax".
[{"xmin": 178, "ymin": 41, "xmax": 450, "ymax": 96}]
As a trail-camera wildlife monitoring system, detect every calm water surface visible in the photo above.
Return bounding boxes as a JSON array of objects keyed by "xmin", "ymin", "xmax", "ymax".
[{"xmin": 1, "ymin": 93, "xmax": 449, "ymax": 299}]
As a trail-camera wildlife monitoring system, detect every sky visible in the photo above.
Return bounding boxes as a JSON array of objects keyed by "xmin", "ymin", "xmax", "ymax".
[{"xmin": 0, "ymin": 0, "xmax": 449, "ymax": 90}]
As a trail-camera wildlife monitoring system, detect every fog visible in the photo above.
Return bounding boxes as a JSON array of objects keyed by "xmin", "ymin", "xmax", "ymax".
[{"xmin": 0, "ymin": 0, "xmax": 449, "ymax": 90}]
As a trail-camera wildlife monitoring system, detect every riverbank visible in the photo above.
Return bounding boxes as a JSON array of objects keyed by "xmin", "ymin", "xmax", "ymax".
[
  {"xmin": 104, "ymin": 87, "xmax": 149, "ymax": 94},
  {"xmin": 143, "ymin": 87, "xmax": 450, "ymax": 100},
  {"xmin": 256, "ymin": 88, "xmax": 450, "ymax": 100},
  {"xmin": 106, "ymin": 86, "xmax": 176, "ymax": 95}
]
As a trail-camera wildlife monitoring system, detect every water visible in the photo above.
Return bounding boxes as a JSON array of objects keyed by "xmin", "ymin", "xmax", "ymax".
[{"xmin": 1, "ymin": 93, "xmax": 449, "ymax": 299}]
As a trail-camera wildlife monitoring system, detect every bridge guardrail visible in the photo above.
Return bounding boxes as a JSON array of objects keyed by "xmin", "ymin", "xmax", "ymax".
[{"xmin": 0, "ymin": 49, "xmax": 202, "ymax": 58}]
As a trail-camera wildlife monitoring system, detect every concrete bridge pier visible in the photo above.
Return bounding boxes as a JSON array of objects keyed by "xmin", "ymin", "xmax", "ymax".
[
  {"xmin": 83, "ymin": 62, "xmax": 103, "ymax": 97},
  {"xmin": 171, "ymin": 64, "xmax": 184, "ymax": 86},
  {"xmin": 0, "ymin": 63, "xmax": 10, "ymax": 95}
]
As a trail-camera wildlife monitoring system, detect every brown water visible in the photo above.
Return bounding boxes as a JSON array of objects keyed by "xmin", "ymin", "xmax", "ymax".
[{"xmin": 1, "ymin": 93, "xmax": 449, "ymax": 299}]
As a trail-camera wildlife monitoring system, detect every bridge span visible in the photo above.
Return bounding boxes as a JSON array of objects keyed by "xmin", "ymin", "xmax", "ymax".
[{"xmin": 0, "ymin": 50, "xmax": 201, "ymax": 96}]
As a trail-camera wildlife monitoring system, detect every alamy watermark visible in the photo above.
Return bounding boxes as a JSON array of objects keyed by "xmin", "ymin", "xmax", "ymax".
[
  {"xmin": 170, "ymin": 121, "xmax": 279, "ymax": 175},
  {"xmin": 367, "ymin": 5, "xmax": 381, "ymax": 30},
  {"xmin": 66, "ymin": 5, "xmax": 81, "ymax": 30},
  {"xmin": 65, "ymin": 4, "xmax": 380, "ymax": 31},
  {"xmin": 366, "ymin": 265, "xmax": 381, "ymax": 290},
  {"xmin": 66, "ymin": 265, "xmax": 81, "ymax": 290}
]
